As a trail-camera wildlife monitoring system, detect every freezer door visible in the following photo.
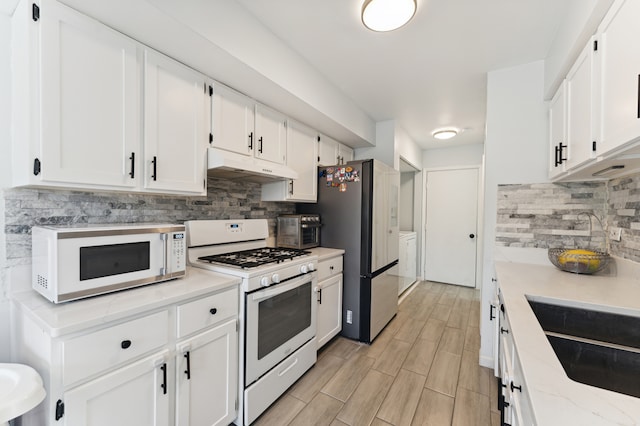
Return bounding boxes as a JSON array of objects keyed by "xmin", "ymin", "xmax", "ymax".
[{"xmin": 369, "ymin": 262, "xmax": 400, "ymax": 342}]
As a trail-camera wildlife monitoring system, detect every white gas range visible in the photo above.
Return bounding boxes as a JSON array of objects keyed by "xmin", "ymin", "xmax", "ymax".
[{"xmin": 185, "ymin": 219, "xmax": 318, "ymax": 425}]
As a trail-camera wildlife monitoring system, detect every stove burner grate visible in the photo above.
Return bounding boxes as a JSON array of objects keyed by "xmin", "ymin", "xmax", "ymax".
[{"xmin": 198, "ymin": 247, "xmax": 310, "ymax": 269}]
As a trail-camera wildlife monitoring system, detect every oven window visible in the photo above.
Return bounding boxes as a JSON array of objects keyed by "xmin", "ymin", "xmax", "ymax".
[
  {"xmin": 257, "ymin": 282, "xmax": 312, "ymax": 360},
  {"xmin": 80, "ymin": 242, "xmax": 151, "ymax": 280}
]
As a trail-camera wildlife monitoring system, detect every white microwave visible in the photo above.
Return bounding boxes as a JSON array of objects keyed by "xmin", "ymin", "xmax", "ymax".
[{"xmin": 32, "ymin": 224, "xmax": 186, "ymax": 303}]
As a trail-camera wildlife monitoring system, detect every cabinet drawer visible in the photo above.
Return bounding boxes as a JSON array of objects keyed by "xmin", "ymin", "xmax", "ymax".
[
  {"xmin": 62, "ymin": 310, "xmax": 169, "ymax": 387},
  {"xmin": 317, "ymin": 256, "xmax": 343, "ymax": 281},
  {"xmin": 177, "ymin": 286, "xmax": 238, "ymax": 338}
]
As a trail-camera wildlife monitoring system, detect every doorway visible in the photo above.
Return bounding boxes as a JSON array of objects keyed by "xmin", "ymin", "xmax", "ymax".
[{"xmin": 424, "ymin": 167, "xmax": 479, "ymax": 287}]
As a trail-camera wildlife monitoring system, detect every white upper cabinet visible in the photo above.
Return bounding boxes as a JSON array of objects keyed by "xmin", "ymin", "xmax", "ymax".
[
  {"xmin": 318, "ymin": 134, "xmax": 353, "ymax": 166},
  {"xmin": 565, "ymin": 38, "xmax": 598, "ymax": 170},
  {"xmin": 211, "ymin": 83, "xmax": 255, "ymax": 156},
  {"xmin": 23, "ymin": 0, "xmax": 140, "ymax": 188},
  {"xmin": 211, "ymin": 84, "xmax": 286, "ymax": 165},
  {"xmin": 143, "ymin": 49, "xmax": 208, "ymax": 194},
  {"xmin": 597, "ymin": 0, "xmax": 640, "ymax": 153},
  {"xmin": 261, "ymin": 120, "xmax": 318, "ymax": 202},
  {"xmin": 548, "ymin": 81, "xmax": 567, "ymax": 179},
  {"xmin": 254, "ymin": 104, "xmax": 287, "ymax": 165},
  {"xmin": 11, "ymin": 0, "xmax": 207, "ymax": 195}
]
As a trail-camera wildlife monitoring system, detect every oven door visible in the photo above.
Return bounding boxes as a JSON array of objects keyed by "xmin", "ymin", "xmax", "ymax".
[{"xmin": 245, "ymin": 272, "xmax": 317, "ymax": 385}]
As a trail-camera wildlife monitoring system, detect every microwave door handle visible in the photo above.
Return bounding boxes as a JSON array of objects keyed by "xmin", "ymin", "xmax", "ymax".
[
  {"xmin": 251, "ymin": 276, "xmax": 312, "ymax": 302},
  {"xmin": 160, "ymin": 233, "xmax": 168, "ymax": 276}
]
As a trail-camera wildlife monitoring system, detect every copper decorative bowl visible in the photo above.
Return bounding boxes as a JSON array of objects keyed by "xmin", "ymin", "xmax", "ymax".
[{"xmin": 548, "ymin": 248, "xmax": 611, "ymax": 274}]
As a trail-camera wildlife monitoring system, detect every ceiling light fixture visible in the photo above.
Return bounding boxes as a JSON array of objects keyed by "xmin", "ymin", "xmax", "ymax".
[
  {"xmin": 361, "ymin": 0, "xmax": 417, "ymax": 32},
  {"xmin": 432, "ymin": 129, "xmax": 459, "ymax": 140}
]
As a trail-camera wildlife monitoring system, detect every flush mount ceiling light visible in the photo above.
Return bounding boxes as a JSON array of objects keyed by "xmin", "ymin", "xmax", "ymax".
[
  {"xmin": 432, "ymin": 128, "xmax": 459, "ymax": 140},
  {"xmin": 361, "ymin": 0, "xmax": 417, "ymax": 32}
]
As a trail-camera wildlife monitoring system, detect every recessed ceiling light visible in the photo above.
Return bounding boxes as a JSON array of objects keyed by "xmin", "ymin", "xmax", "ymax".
[
  {"xmin": 361, "ymin": 0, "xmax": 417, "ymax": 32},
  {"xmin": 432, "ymin": 129, "xmax": 459, "ymax": 140}
]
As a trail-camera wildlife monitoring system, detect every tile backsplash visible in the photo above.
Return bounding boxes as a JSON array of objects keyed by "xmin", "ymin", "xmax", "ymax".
[
  {"xmin": 496, "ymin": 173, "xmax": 640, "ymax": 264},
  {"xmin": 2, "ymin": 177, "xmax": 295, "ymax": 266}
]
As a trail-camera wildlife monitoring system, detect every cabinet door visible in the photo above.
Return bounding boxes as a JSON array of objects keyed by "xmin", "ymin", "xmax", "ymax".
[
  {"xmin": 176, "ymin": 318, "xmax": 238, "ymax": 426},
  {"xmin": 598, "ymin": 0, "xmax": 640, "ymax": 153},
  {"xmin": 39, "ymin": 0, "xmax": 139, "ymax": 188},
  {"xmin": 318, "ymin": 134, "xmax": 338, "ymax": 166},
  {"xmin": 63, "ymin": 352, "xmax": 170, "ymax": 426},
  {"xmin": 548, "ymin": 81, "xmax": 567, "ymax": 179},
  {"xmin": 287, "ymin": 120, "xmax": 318, "ymax": 201},
  {"xmin": 565, "ymin": 40, "xmax": 596, "ymax": 170},
  {"xmin": 211, "ymin": 84, "xmax": 254, "ymax": 156},
  {"xmin": 316, "ymin": 274, "xmax": 343, "ymax": 349},
  {"xmin": 338, "ymin": 143, "xmax": 354, "ymax": 164},
  {"xmin": 255, "ymin": 104, "xmax": 287, "ymax": 164},
  {"xmin": 143, "ymin": 49, "xmax": 208, "ymax": 194}
]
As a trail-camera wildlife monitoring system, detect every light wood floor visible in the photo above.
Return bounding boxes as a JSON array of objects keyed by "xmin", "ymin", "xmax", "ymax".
[{"xmin": 254, "ymin": 281, "xmax": 501, "ymax": 426}]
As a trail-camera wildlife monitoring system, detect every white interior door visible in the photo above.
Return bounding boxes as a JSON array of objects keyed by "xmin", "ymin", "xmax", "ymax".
[{"xmin": 424, "ymin": 168, "xmax": 478, "ymax": 287}]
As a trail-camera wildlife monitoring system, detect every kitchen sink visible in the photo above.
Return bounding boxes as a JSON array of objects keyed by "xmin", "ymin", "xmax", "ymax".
[{"xmin": 527, "ymin": 299, "xmax": 640, "ymax": 398}]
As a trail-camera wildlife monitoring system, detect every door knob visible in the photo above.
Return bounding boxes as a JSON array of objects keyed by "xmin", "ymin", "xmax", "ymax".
[{"xmin": 469, "ymin": 234, "xmax": 475, "ymax": 239}]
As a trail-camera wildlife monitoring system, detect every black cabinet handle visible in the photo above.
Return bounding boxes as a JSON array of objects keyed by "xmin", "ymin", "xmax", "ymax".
[
  {"xmin": 490, "ymin": 304, "xmax": 496, "ymax": 321},
  {"xmin": 559, "ymin": 143, "xmax": 567, "ymax": 164},
  {"xmin": 289, "ymin": 180, "xmax": 294, "ymax": 195},
  {"xmin": 554, "ymin": 145, "xmax": 559, "ymax": 166},
  {"xmin": 160, "ymin": 363, "xmax": 167, "ymax": 395},
  {"xmin": 151, "ymin": 156, "xmax": 157, "ymax": 181},
  {"xmin": 121, "ymin": 340, "xmax": 132, "ymax": 349},
  {"xmin": 318, "ymin": 287, "xmax": 322, "ymax": 304},
  {"xmin": 500, "ymin": 304, "xmax": 505, "ymax": 313},
  {"xmin": 258, "ymin": 136, "xmax": 263, "ymax": 153},
  {"xmin": 469, "ymin": 234, "xmax": 475, "ymax": 239},
  {"xmin": 637, "ymin": 74, "xmax": 640, "ymax": 119},
  {"xmin": 500, "ymin": 327, "xmax": 509, "ymax": 334},
  {"xmin": 209, "ymin": 308, "xmax": 217, "ymax": 315},
  {"xmin": 184, "ymin": 351, "xmax": 191, "ymax": 380},
  {"xmin": 129, "ymin": 152, "xmax": 135, "ymax": 178},
  {"xmin": 510, "ymin": 381, "xmax": 522, "ymax": 392},
  {"xmin": 248, "ymin": 132, "xmax": 253, "ymax": 150}
]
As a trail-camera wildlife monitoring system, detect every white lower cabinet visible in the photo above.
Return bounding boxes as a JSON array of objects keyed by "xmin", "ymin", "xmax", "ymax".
[
  {"xmin": 16, "ymin": 285, "xmax": 239, "ymax": 426},
  {"xmin": 315, "ymin": 252, "xmax": 343, "ymax": 349},
  {"xmin": 497, "ymin": 292, "xmax": 534, "ymax": 426},
  {"xmin": 175, "ymin": 319, "xmax": 238, "ymax": 426},
  {"xmin": 64, "ymin": 351, "xmax": 171, "ymax": 426}
]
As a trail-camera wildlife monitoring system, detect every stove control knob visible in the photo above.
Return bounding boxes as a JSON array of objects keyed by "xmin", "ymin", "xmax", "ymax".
[
  {"xmin": 307, "ymin": 263, "xmax": 315, "ymax": 272},
  {"xmin": 300, "ymin": 264, "xmax": 309, "ymax": 274},
  {"xmin": 260, "ymin": 276, "xmax": 270, "ymax": 287},
  {"xmin": 271, "ymin": 273, "xmax": 280, "ymax": 283}
]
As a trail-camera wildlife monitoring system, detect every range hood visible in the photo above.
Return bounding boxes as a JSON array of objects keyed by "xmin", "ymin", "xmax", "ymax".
[{"xmin": 207, "ymin": 147, "xmax": 298, "ymax": 183}]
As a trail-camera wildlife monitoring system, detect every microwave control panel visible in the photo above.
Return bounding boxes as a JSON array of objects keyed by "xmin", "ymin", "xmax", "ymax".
[{"xmin": 171, "ymin": 232, "xmax": 186, "ymax": 272}]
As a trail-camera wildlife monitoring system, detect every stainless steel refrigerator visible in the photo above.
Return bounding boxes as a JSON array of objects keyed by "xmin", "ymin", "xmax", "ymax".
[{"xmin": 299, "ymin": 159, "xmax": 400, "ymax": 343}]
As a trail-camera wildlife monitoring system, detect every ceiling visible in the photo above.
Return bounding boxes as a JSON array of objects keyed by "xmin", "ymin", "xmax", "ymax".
[{"xmin": 235, "ymin": 0, "xmax": 572, "ymax": 150}]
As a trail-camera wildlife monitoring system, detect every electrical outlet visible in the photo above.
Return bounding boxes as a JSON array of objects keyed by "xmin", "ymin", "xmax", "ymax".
[
  {"xmin": 609, "ymin": 227, "xmax": 622, "ymax": 242},
  {"xmin": 346, "ymin": 310, "xmax": 353, "ymax": 324}
]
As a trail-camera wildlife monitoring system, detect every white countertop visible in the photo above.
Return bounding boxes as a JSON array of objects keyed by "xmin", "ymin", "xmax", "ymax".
[
  {"xmin": 12, "ymin": 267, "xmax": 241, "ymax": 337},
  {"xmin": 307, "ymin": 247, "xmax": 345, "ymax": 262},
  {"xmin": 495, "ymin": 259, "xmax": 640, "ymax": 425}
]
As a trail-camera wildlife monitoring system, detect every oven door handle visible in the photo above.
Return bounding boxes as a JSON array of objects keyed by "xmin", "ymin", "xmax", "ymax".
[
  {"xmin": 300, "ymin": 223, "xmax": 322, "ymax": 229},
  {"xmin": 251, "ymin": 275, "xmax": 313, "ymax": 302}
]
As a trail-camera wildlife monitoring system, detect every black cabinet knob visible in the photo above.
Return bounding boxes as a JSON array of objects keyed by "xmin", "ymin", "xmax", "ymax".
[
  {"xmin": 469, "ymin": 234, "xmax": 475, "ymax": 239},
  {"xmin": 209, "ymin": 308, "xmax": 217, "ymax": 315},
  {"xmin": 121, "ymin": 340, "xmax": 132, "ymax": 349}
]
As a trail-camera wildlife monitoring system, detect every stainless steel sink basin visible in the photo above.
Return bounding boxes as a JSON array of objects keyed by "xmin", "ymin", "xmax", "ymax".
[{"xmin": 527, "ymin": 299, "xmax": 640, "ymax": 398}]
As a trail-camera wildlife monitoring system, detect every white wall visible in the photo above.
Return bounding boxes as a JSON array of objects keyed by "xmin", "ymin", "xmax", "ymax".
[
  {"xmin": 400, "ymin": 172, "xmax": 415, "ymax": 231},
  {"xmin": 422, "ymin": 144, "xmax": 484, "ymax": 169},
  {"xmin": 0, "ymin": 12, "xmax": 11, "ymax": 363},
  {"xmin": 544, "ymin": 0, "xmax": 613, "ymax": 99},
  {"xmin": 479, "ymin": 60, "xmax": 548, "ymax": 368}
]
